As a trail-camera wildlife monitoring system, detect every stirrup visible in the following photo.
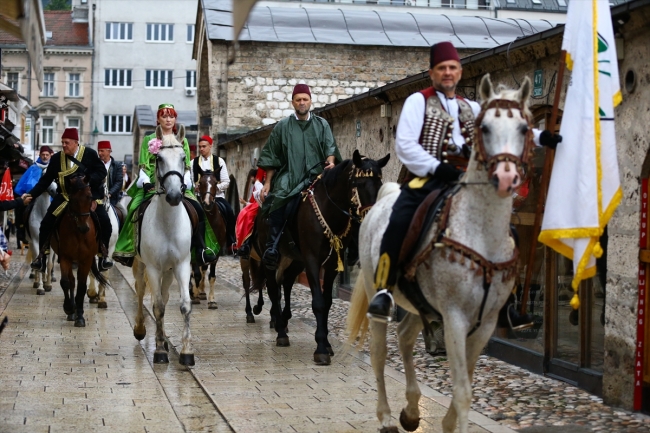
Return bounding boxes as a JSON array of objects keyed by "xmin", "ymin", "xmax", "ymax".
[
  {"xmin": 202, "ymin": 247, "xmax": 217, "ymax": 264},
  {"xmin": 366, "ymin": 289, "xmax": 395, "ymax": 324}
]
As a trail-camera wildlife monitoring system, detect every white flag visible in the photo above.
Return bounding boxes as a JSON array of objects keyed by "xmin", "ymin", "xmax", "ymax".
[{"xmin": 539, "ymin": 0, "xmax": 622, "ymax": 302}]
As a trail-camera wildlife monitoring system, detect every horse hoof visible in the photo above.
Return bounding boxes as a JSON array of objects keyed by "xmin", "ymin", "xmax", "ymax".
[
  {"xmin": 33, "ymin": 282, "xmax": 39, "ymax": 289},
  {"xmin": 253, "ymin": 305, "xmax": 262, "ymax": 315},
  {"xmin": 164, "ymin": 341, "xmax": 169, "ymax": 351},
  {"xmin": 269, "ymin": 321, "xmax": 275, "ymax": 329},
  {"xmin": 208, "ymin": 302, "xmax": 218, "ymax": 310},
  {"xmin": 199, "ymin": 293, "xmax": 207, "ymax": 300},
  {"xmin": 379, "ymin": 427, "xmax": 399, "ymax": 433},
  {"xmin": 98, "ymin": 302, "xmax": 107, "ymax": 309},
  {"xmin": 67, "ymin": 313, "xmax": 75, "ymax": 321},
  {"xmin": 44, "ymin": 285, "xmax": 52, "ymax": 292},
  {"xmin": 399, "ymin": 409, "xmax": 420, "ymax": 432},
  {"xmin": 313, "ymin": 353, "xmax": 331, "ymax": 366},
  {"xmin": 192, "ymin": 299, "xmax": 200, "ymax": 305},
  {"xmin": 89, "ymin": 296, "xmax": 98, "ymax": 304},
  {"xmin": 74, "ymin": 317, "xmax": 86, "ymax": 328},
  {"xmin": 52, "ymin": 277, "xmax": 57, "ymax": 282},
  {"xmin": 133, "ymin": 330, "xmax": 146, "ymax": 341},
  {"xmin": 246, "ymin": 315, "xmax": 255, "ymax": 324},
  {"xmin": 327, "ymin": 346, "xmax": 334, "ymax": 356},
  {"xmin": 153, "ymin": 353, "xmax": 169, "ymax": 364},
  {"xmin": 179, "ymin": 354, "xmax": 195, "ymax": 366},
  {"xmin": 29, "ymin": 272, "xmax": 34, "ymax": 279},
  {"xmin": 276, "ymin": 337, "xmax": 290, "ymax": 347},
  {"xmin": 36, "ymin": 289, "xmax": 45, "ymax": 296}
]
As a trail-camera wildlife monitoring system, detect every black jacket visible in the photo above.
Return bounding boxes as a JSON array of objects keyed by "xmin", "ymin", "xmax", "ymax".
[
  {"xmin": 29, "ymin": 146, "xmax": 107, "ymax": 200},
  {"xmin": 0, "ymin": 197, "xmax": 25, "ymax": 211},
  {"xmin": 105, "ymin": 156, "xmax": 124, "ymax": 205},
  {"xmin": 192, "ymin": 156, "xmax": 222, "ymax": 184}
]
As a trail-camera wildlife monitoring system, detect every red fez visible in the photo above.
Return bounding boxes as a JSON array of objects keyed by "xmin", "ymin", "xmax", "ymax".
[
  {"xmin": 292, "ymin": 84, "xmax": 311, "ymax": 98},
  {"xmin": 429, "ymin": 41, "xmax": 461, "ymax": 69},
  {"xmin": 61, "ymin": 127, "xmax": 79, "ymax": 141},
  {"xmin": 39, "ymin": 145, "xmax": 53, "ymax": 154},
  {"xmin": 199, "ymin": 135, "xmax": 213, "ymax": 145},
  {"xmin": 97, "ymin": 141, "xmax": 112, "ymax": 150}
]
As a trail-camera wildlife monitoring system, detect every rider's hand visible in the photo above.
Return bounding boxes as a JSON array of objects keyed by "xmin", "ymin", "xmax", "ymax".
[
  {"xmin": 143, "ymin": 183, "xmax": 155, "ymax": 194},
  {"xmin": 434, "ymin": 162, "xmax": 464, "ymax": 183},
  {"xmin": 324, "ymin": 160, "xmax": 335, "ymax": 170},
  {"xmin": 260, "ymin": 183, "xmax": 271, "ymax": 203},
  {"xmin": 539, "ymin": 130, "xmax": 562, "ymax": 149},
  {"xmin": 22, "ymin": 195, "xmax": 33, "ymax": 205}
]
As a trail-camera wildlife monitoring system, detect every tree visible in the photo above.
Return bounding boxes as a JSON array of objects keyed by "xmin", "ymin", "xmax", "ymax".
[{"xmin": 43, "ymin": 0, "xmax": 71, "ymax": 11}]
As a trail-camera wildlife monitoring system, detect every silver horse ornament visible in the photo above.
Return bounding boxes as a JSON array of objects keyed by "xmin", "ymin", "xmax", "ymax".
[{"xmin": 347, "ymin": 74, "xmax": 534, "ymax": 433}]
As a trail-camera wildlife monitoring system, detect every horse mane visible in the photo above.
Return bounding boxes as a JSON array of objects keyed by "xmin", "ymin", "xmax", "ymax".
[{"xmin": 321, "ymin": 159, "xmax": 354, "ymax": 188}]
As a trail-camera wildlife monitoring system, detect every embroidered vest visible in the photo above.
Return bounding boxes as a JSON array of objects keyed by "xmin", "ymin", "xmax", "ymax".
[{"xmin": 419, "ymin": 88, "xmax": 476, "ymax": 167}]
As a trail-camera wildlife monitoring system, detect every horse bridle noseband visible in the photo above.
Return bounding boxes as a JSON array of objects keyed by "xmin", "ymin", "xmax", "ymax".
[
  {"xmin": 154, "ymin": 144, "xmax": 186, "ymax": 195},
  {"xmin": 472, "ymin": 99, "xmax": 535, "ymax": 181}
]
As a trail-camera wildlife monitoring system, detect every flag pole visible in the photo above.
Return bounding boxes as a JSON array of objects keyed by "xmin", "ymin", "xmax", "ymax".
[{"xmin": 519, "ymin": 50, "xmax": 567, "ymax": 316}]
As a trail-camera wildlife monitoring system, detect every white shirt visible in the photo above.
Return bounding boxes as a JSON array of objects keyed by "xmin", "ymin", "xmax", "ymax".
[
  {"xmin": 396, "ymin": 91, "xmax": 542, "ymax": 178},
  {"xmin": 103, "ymin": 160, "xmax": 111, "ymax": 173},
  {"xmin": 251, "ymin": 180, "xmax": 264, "ymax": 206},
  {"xmin": 200, "ymin": 156, "xmax": 230, "ymax": 199}
]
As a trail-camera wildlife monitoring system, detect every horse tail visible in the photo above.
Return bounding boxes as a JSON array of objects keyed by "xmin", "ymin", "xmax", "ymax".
[
  {"xmin": 377, "ymin": 182, "xmax": 400, "ymax": 201},
  {"xmin": 90, "ymin": 259, "xmax": 111, "ymax": 289},
  {"xmin": 345, "ymin": 274, "xmax": 370, "ymax": 349}
]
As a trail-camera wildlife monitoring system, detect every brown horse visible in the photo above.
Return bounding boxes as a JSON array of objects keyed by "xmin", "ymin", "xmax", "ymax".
[
  {"xmin": 256, "ymin": 150, "xmax": 390, "ymax": 365},
  {"xmin": 192, "ymin": 171, "xmax": 227, "ymax": 308},
  {"xmin": 51, "ymin": 174, "xmax": 109, "ymax": 327}
]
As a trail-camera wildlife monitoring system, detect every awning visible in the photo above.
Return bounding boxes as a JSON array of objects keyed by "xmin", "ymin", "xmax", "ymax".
[{"xmin": 0, "ymin": 0, "xmax": 46, "ymax": 90}]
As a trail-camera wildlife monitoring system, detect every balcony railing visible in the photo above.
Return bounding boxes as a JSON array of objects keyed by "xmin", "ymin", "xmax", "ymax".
[{"xmin": 285, "ymin": 0, "xmax": 492, "ymax": 10}]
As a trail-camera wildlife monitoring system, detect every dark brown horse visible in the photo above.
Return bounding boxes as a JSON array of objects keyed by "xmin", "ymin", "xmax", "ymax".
[
  {"xmin": 256, "ymin": 150, "xmax": 389, "ymax": 365},
  {"xmin": 51, "ymin": 174, "xmax": 109, "ymax": 327},
  {"xmin": 192, "ymin": 171, "xmax": 227, "ymax": 308}
]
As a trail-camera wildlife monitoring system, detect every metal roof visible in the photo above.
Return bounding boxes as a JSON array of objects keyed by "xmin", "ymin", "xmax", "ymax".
[
  {"xmin": 202, "ymin": 0, "xmax": 557, "ymax": 48},
  {"xmin": 133, "ymin": 105, "xmax": 156, "ymax": 128}
]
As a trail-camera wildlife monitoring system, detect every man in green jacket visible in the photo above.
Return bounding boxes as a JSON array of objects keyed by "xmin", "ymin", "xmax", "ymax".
[{"xmin": 258, "ymin": 84, "xmax": 342, "ymax": 270}]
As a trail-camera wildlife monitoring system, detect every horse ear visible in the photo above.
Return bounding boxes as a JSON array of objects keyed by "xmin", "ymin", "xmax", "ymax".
[
  {"xmin": 155, "ymin": 125, "xmax": 163, "ymax": 141},
  {"xmin": 519, "ymin": 76, "xmax": 532, "ymax": 106},
  {"xmin": 479, "ymin": 74, "xmax": 494, "ymax": 103},
  {"xmin": 353, "ymin": 149, "xmax": 363, "ymax": 167},
  {"xmin": 177, "ymin": 124, "xmax": 186, "ymax": 143},
  {"xmin": 378, "ymin": 153, "xmax": 390, "ymax": 168}
]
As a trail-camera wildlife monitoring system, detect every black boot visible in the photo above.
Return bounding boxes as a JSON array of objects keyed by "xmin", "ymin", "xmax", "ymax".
[
  {"xmin": 99, "ymin": 254, "xmax": 114, "ymax": 271},
  {"xmin": 194, "ymin": 221, "xmax": 217, "ymax": 265},
  {"xmin": 237, "ymin": 238, "xmax": 251, "ymax": 260},
  {"xmin": 262, "ymin": 221, "xmax": 282, "ymax": 270},
  {"xmin": 31, "ymin": 252, "xmax": 48, "ymax": 273},
  {"xmin": 367, "ymin": 289, "xmax": 394, "ymax": 323}
]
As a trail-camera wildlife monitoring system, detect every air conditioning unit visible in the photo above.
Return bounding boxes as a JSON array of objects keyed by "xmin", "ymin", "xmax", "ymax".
[{"xmin": 185, "ymin": 88, "xmax": 196, "ymax": 97}]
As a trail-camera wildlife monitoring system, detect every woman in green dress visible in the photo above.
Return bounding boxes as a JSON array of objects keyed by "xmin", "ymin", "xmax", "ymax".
[{"xmin": 113, "ymin": 103, "xmax": 219, "ymax": 267}]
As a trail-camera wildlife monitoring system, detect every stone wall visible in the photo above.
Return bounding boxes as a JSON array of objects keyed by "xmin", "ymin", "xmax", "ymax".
[{"xmin": 223, "ymin": 41, "xmax": 476, "ymax": 133}]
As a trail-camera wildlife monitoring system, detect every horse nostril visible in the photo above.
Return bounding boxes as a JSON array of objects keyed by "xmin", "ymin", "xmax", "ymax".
[
  {"xmin": 513, "ymin": 175, "xmax": 519, "ymax": 185},
  {"xmin": 79, "ymin": 225, "xmax": 89, "ymax": 234},
  {"xmin": 490, "ymin": 175, "xmax": 499, "ymax": 188}
]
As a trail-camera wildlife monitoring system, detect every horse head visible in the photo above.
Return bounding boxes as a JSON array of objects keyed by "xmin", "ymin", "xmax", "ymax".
[
  {"xmin": 197, "ymin": 170, "xmax": 218, "ymax": 210},
  {"xmin": 154, "ymin": 124, "xmax": 187, "ymax": 206},
  {"xmin": 474, "ymin": 73, "xmax": 534, "ymax": 198},
  {"xmin": 66, "ymin": 173, "xmax": 93, "ymax": 234},
  {"xmin": 351, "ymin": 150, "xmax": 390, "ymax": 220}
]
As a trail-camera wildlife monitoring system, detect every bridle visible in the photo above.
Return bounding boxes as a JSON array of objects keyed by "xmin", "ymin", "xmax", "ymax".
[
  {"xmin": 472, "ymin": 98, "xmax": 535, "ymax": 181},
  {"xmin": 154, "ymin": 144, "xmax": 186, "ymax": 195},
  {"xmin": 197, "ymin": 172, "xmax": 218, "ymax": 211},
  {"xmin": 67, "ymin": 176, "xmax": 92, "ymax": 232}
]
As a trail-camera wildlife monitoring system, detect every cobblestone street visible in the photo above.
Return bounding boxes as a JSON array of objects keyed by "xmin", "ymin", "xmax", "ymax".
[{"xmin": 0, "ymin": 257, "xmax": 649, "ymax": 432}]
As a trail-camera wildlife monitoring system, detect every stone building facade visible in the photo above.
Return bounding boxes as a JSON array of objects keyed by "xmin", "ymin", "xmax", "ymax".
[{"xmin": 216, "ymin": 0, "xmax": 650, "ymax": 412}]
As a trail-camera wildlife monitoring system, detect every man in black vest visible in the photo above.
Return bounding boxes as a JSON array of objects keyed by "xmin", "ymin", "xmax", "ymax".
[
  {"xmin": 97, "ymin": 140, "xmax": 123, "ymax": 206},
  {"xmin": 26, "ymin": 128, "xmax": 114, "ymax": 272}
]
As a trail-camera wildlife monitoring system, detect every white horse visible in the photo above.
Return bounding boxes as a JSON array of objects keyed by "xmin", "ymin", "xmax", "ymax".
[
  {"xmin": 26, "ymin": 181, "xmax": 57, "ymax": 295},
  {"xmin": 132, "ymin": 125, "xmax": 195, "ymax": 366},
  {"xmin": 87, "ymin": 195, "xmax": 119, "ymax": 309},
  {"xmin": 347, "ymin": 74, "xmax": 533, "ymax": 433}
]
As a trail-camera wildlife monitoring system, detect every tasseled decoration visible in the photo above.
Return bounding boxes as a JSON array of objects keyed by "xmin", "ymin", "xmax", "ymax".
[
  {"xmin": 449, "ymin": 250, "xmax": 456, "ymax": 263},
  {"xmin": 570, "ymin": 293, "xmax": 581, "ymax": 310},
  {"xmin": 495, "ymin": 108, "xmax": 501, "ymax": 117},
  {"xmin": 507, "ymin": 108, "xmax": 513, "ymax": 118},
  {"xmin": 459, "ymin": 254, "xmax": 465, "ymax": 265},
  {"xmin": 475, "ymin": 266, "xmax": 483, "ymax": 277},
  {"xmin": 440, "ymin": 248, "xmax": 447, "ymax": 260},
  {"xmin": 469, "ymin": 261, "xmax": 476, "ymax": 271}
]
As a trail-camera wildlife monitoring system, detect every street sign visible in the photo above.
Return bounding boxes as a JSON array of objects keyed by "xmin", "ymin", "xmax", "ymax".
[{"xmin": 533, "ymin": 69, "xmax": 543, "ymax": 97}]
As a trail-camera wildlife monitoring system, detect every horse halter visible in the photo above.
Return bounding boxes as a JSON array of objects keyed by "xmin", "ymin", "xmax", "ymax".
[
  {"xmin": 350, "ymin": 165, "xmax": 382, "ymax": 222},
  {"xmin": 473, "ymin": 99, "xmax": 535, "ymax": 181},
  {"xmin": 67, "ymin": 176, "xmax": 92, "ymax": 232},
  {"xmin": 197, "ymin": 173, "xmax": 218, "ymax": 210},
  {"xmin": 155, "ymin": 144, "xmax": 186, "ymax": 195}
]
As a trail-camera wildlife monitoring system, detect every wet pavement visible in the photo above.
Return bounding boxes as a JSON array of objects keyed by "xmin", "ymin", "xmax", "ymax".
[{"xmin": 1, "ymin": 255, "xmax": 649, "ymax": 432}]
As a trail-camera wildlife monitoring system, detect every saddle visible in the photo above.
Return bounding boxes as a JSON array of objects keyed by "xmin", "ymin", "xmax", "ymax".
[
  {"xmin": 135, "ymin": 196, "xmax": 199, "ymax": 255},
  {"xmin": 111, "ymin": 203, "xmax": 126, "ymax": 230}
]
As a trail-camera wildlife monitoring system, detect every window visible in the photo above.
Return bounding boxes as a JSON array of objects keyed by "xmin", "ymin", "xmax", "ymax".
[
  {"xmin": 68, "ymin": 73, "xmax": 80, "ymax": 97},
  {"xmin": 42, "ymin": 118, "xmax": 54, "ymax": 145},
  {"xmin": 146, "ymin": 23, "xmax": 174, "ymax": 42},
  {"xmin": 531, "ymin": 0, "xmax": 542, "ymax": 3},
  {"xmin": 145, "ymin": 70, "xmax": 173, "ymax": 88},
  {"xmin": 557, "ymin": 0, "xmax": 567, "ymax": 5},
  {"xmin": 187, "ymin": 24, "xmax": 195, "ymax": 43},
  {"xmin": 104, "ymin": 115, "xmax": 132, "ymax": 134},
  {"xmin": 105, "ymin": 22, "xmax": 133, "ymax": 41},
  {"xmin": 42, "ymin": 72, "xmax": 55, "ymax": 97},
  {"xmin": 442, "ymin": 0, "xmax": 466, "ymax": 7},
  {"xmin": 67, "ymin": 118, "xmax": 80, "ymax": 129},
  {"xmin": 6, "ymin": 72, "xmax": 19, "ymax": 91},
  {"xmin": 186, "ymin": 70, "xmax": 196, "ymax": 89},
  {"xmin": 104, "ymin": 69, "xmax": 132, "ymax": 87}
]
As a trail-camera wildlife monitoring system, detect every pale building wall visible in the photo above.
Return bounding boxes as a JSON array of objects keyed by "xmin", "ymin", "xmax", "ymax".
[{"xmin": 92, "ymin": 0, "xmax": 199, "ymax": 162}]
